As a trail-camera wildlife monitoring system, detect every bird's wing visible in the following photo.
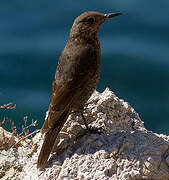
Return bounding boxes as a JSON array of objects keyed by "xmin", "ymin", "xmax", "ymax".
[{"xmin": 41, "ymin": 44, "xmax": 99, "ymax": 133}]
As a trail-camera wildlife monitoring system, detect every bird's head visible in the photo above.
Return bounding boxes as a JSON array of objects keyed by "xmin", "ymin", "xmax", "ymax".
[{"xmin": 70, "ymin": 11, "xmax": 121, "ymax": 39}]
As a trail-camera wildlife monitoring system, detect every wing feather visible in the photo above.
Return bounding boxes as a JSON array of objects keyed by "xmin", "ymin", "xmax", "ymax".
[{"xmin": 41, "ymin": 43, "xmax": 99, "ymax": 133}]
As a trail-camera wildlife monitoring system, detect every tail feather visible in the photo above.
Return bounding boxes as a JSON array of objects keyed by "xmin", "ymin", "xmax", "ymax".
[{"xmin": 37, "ymin": 110, "xmax": 69, "ymax": 169}]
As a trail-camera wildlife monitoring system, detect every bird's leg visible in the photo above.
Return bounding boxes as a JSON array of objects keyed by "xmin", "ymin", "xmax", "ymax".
[
  {"xmin": 71, "ymin": 110, "xmax": 88, "ymax": 129},
  {"xmin": 80, "ymin": 111, "xmax": 89, "ymax": 130},
  {"xmin": 80, "ymin": 111, "xmax": 103, "ymax": 134}
]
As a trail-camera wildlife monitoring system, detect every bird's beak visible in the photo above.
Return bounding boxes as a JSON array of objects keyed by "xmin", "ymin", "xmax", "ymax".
[{"xmin": 104, "ymin": 12, "xmax": 122, "ymax": 20}]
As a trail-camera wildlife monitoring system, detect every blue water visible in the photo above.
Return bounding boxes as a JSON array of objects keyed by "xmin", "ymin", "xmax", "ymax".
[{"xmin": 0, "ymin": 1, "xmax": 169, "ymax": 134}]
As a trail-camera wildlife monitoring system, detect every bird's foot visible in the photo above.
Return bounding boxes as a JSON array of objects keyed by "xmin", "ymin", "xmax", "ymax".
[
  {"xmin": 85, "ymin": 125, "xmax": 103, "ymax": 134},
  {"xmin": 80, "ymin": 111, "xmax": 103, "ymax": 134}
]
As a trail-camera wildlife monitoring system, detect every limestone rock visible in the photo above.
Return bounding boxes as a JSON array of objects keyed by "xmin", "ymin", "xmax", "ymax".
[{"xmin": 0, "ymin": 88, "xmax": 169, "ymax": 180}]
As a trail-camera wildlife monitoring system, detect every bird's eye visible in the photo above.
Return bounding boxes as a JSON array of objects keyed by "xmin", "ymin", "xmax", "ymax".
[{"xmin": 87, "ymin": 17, "xmax": 95, "ymax": 23}]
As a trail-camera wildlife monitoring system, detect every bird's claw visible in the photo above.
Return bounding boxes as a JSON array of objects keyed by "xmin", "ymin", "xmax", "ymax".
[{"xmin": 85, "ymin": 125, "xmax": 103, "ymax": 134}]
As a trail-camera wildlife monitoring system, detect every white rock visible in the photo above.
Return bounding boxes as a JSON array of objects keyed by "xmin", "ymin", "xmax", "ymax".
[{"xmin": 0, "ymin": 89, "xmax": 169, "ymax": 180}]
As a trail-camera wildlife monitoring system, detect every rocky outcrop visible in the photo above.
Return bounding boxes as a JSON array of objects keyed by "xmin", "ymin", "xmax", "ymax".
[{"xmin": 0, "ymin": 88, "xmax": 169, "ymax": 180}]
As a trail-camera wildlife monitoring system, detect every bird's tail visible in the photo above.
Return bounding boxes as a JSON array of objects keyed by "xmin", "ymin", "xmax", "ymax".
[{"xmin": 37, "ymin": 110, "xmax": 69, "ymax": 169}]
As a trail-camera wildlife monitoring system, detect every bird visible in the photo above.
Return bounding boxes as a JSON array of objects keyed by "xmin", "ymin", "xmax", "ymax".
[{"xmin": 37, "ymin": 11, "xmax": 121, "ymax": 169}]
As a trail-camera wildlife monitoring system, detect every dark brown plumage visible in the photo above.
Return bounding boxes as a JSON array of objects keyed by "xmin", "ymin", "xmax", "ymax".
[{"xmin": 37, "ymin": 11, "xmax": 121, "ymax": 169}]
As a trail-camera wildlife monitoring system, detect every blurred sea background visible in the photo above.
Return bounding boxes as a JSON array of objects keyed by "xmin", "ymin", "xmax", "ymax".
[{"xmin": 0, "ymin": 1, "xmax": 169, "ymax": 134}]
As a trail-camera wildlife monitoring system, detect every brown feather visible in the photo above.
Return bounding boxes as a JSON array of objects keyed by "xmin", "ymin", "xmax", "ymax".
[{"xmin": 37, "ymin": 109, "xmax": 70, "ymax": 169}]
